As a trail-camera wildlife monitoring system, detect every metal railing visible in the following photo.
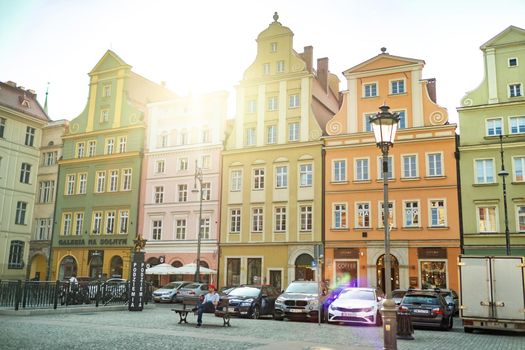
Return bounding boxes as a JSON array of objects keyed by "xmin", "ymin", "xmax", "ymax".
[{"xmin": 0, "ymin": 279, "xmax": 153, "ymax": 311}]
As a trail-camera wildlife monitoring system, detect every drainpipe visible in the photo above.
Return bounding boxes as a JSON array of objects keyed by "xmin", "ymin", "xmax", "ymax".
[
  {"xmin": 455, "ymin": 133, "xmax": 465, "ymax": 255},
  {"xmin": 321, "ymin": 146, "xmax": 326, "ymax": 284},
  {"xmin": 46, "ymin": 158, "xmax": 61, "ymax": 281}
]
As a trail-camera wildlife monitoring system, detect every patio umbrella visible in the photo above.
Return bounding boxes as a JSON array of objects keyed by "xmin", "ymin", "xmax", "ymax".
[
  {"xmin": 175, "ymin": 263, "xmax": 217, "ymax": 275},
  {"xmin": 145, "ymin": 263, "xmax": 179, "ymax": 275}
]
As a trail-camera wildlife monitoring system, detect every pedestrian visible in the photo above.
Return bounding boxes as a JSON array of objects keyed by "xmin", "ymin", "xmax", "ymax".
[
  {"xmin": 196, "ymin": 284, "xmax": 219, "ymax": 328},
  {"xmin": 69, "ymin": 274, "xmax": 78, "ymax": 292}
]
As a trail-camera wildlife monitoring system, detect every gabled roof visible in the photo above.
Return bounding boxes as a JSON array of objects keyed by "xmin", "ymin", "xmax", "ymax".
[
  {"xmin": 0, "ymin": 81, "xmax": 50, "ymax": 122},
  {"xmin": 343, "ymin": 51, "xmax": 424, "ymax": 75},
  {"xmin": 480, "ymin": 25, "xmax": 525, "ymax": 50},
  {"xmin": 89, "ymin": 50, "xmax": 131, "ymax": 75}
]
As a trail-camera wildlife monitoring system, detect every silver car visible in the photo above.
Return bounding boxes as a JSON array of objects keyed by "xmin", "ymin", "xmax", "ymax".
[
  {"xmin": 273, "ymin": 281, "xmax": 321, "ymax": 321},
  {"xmin": 175, "ymin": 283, "xmax": 209, "ymax": 302},
  {"xmin": 152, "ymin": 281, "xmax": 190, "ymax": 303}
]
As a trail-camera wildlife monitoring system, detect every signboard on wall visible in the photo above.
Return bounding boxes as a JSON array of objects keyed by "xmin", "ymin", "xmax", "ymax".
[
  {"xmin": 334, "ymin": 248, "xmax": 359, "ymax": 259},
  {"xmin": 417, "ymin": 248, "xmax": 447, "ymax": 259}
]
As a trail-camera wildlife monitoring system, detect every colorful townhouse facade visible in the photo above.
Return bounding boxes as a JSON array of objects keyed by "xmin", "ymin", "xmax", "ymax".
[
  {"xmin": 0, "ymin": 81, "xmax": 51, "ymax": 280},
  {"xmin": 49, "ymin": 50, "xmax": 174, "ymax": 281},
  {"xmin": 324, "ymin": 50, "xmax": 460, "ymax": 292},
  {"xmin": 457, "ymin": 25, "xmax": 525, "ymax": 256},
  {"xmin": 219, "ymin": 14, "xmax": 340, "ymax": 290},
  {"xmin": 140, "ymin": 92, "xmax": 228, "ymax": 285}
]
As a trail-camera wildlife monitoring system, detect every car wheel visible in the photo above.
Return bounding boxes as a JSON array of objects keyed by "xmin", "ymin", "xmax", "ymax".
[
  {"xmin": 440, "ymin": 317, "xmax": 451, "ymax": 331},
  {"xmin": 154, "ymin": 300, "xmax": 159, "ymax": 303},
  {"xmin": 448, "ymin": 316, "xmax": 453, "ymax": 330},
  {"xmin": 464, "ymin": 327, "xmax": 474, "ymax": 333},
  {"xmin": 374, "ymin": 312, "xmax": 382, "ymax": 326},
  {"xmin": 251, "ymin": 305, "xmax": 260, "ymax": 319},
  {"xmin": 273, "ymin": 313, "xmax": 283, "ymax": 321}
]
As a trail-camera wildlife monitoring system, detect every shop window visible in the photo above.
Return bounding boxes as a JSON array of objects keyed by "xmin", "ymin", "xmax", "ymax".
[
  {"xmin": 226, "ymin": 258, "xmax": 241, "ymax": 286},
  {"xmin": 420, "ymin": 261, "xmax": 447, "ymax": 289}
]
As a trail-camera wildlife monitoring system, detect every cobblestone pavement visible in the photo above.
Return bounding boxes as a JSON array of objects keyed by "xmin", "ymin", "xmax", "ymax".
[{"xmin": 0, "ymin": 303, "xmax": 524, "ymax": 350}]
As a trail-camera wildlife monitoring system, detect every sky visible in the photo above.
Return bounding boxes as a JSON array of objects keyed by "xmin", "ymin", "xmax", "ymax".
[{"xmin": 1, "ymin": 0, "xmax": 524, "ymax": 125}]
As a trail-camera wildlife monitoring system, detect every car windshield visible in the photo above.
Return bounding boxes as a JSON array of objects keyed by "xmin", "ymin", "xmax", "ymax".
[
  {"xmin": 229, "ymin": 287, "xmax": 261, "ymax": 297},
  {"xmin": 183, "ymin": 283, "xmax": 201, "ymax": 289},
  {"xmin": 339, "ymin": 289, "xmax": 375, "ymax": 301},
  {"xmin": 285, "ymin": 283, "xmax": 318, "ymax": 294},
  {"xmin": 392, "ymin": 290, "xmax": 406, "ymax": 298},
  {"xmin": 163, "ymin": 282, "xmax": 182, "ymax": 289},
  {"xmin": 403, "ymin": 295, "xmax": 438, "ymax": 305}
]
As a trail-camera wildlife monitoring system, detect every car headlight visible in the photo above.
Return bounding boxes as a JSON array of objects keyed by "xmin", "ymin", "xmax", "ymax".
[
  {"xmin": 361, "ymin": 307, "xmax": 373, "ymax": 313},
  {"xmin": 241, "ymin": 298, "xmax": 254, "ymax": 305},
  {"xmin": 275, "ymin": 297, "xmax": 284, "ymax": 304}
]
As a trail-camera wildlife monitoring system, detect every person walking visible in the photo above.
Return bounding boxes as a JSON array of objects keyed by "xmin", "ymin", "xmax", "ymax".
[{"xmin": 196, "ymin": 284, "xmax": 219, "ymax": 328}]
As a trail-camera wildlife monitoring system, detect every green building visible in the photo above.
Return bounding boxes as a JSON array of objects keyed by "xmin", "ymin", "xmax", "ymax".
[{"xmin": 458, "ymin": 26, "xmax": 525, "ymax": 255}]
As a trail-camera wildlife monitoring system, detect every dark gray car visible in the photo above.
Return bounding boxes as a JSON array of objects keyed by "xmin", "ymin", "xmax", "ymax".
[{"xmin": 399, "ymin": 289, "xmax": 454, "ymax": 330}]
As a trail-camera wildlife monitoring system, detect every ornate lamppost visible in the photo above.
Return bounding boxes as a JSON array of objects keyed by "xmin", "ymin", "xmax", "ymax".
[
  {"xmin": 498, "ymin": 134, "xmax": 511, "ymax": 255},
  {"xmin": 192, "ymin": 160, "xmax": 204, "ymax": 282},
  {"xmin": 369, "ymin": 105, "xmax": 399, "ymax": 350}
]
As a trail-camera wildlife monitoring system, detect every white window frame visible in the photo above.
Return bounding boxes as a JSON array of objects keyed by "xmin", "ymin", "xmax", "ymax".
[
  {"xmin": 100, "ymin": 109, "xmax": 109, "ymax": 123},
  {"xmin": 175, "ymin": 219, "xmax": 187, "ymax": 240},
  {"xmin": 426, "ymin": 152, "xmax": 443, "ymax": 177},
  {"xmin": 202, "ymin": 182, "xmax": 211, "ymax": 201},
  {"xmin": 105, "ymin": 138, "xmax": 114, "ymax": 155},
  {"xmin": 429, "ymin": 199, "xmax": 447, "ymax": 227},
  {"xmin": 363, "ymin": 82, "xmax": 378, "ymax": 98},
  {"xmin": 105, "ymin": 211, "xmax": 116, "ymax": 234},
  {"xmin": 508, "ymin": 57, "xmax": 518, "ymax": 67},
  {"xmin": 377, "ymin": 156, "xmax": 394, "ymax": 180},
  {"xmin": 268, "ymin": 96, "xmax": 278, "ymax": 111},
  {"xmin": 332, "ymin": 159, "xmax": 347, "ymax": 182},
  {"xmin": 276, "ymin": 60, "xmax": 285, "ymax": 73},
  {"xmin": 508, "ymin": 83, "xmax": 522, "ymax": 98},
  {"xmin": 155, "ymin": 160, "xmax": 165, "ymax": 174},
  {"xmin": 119, "ymin": 210, "xmax": 129, "ymax": 234},
  {"xmin": 364, "ymin": 113, "xmax": 375, "ymax": 132},
  {"xmin": 486, "ymin": 117, "xmax": 503, "ymax": 136},
  {"xmin": 66, "ymin": 174, "xmax": 76, "ymax": 195},
  {"xmin": 267, "ymin": 125, "xmax": 277, "ymax": 144},
  {"xmin": 289, "ymin": 94, "xmax": 300, "ymax": 108},
  {"xmin": 476, "ymin": 205, "xmax": 498, "ymax": 233},
  {"xmin": 95, "ymin": 171, "xmax": 106, "ymax": 193},
  {"xmin": 252, "ymin": 207, "xmax": 264, "ymax": 233},
  {"xmin": 390, "ymin": 78, "xmax": 405, "ymax": 95},
  {"xmin": 92, "ymin": 211, "xmax": 102, "ymax": 235},
  {"xmin": 509, "ymin": 116, "xmax": 525, "ymax": 134},
  {"xmin": 253, "ymin": 168, "xmax": 265, "ymax": 190},
  {"xmin": 355, "ymin": 158, "xmax": 369, "ymax": 181},
  {"xmin": 355, "ymin": 202, "xmax": 371, "ymax": 229},
  {"xmin": 119, "ymin": 136, "xmax": 127, "ymax": 153},
  {"xmin": 247, "ymin": 99, "xmax": 257, "ymax": 113},
  {"xmin": 108, "ymin": 169, "xmax": 119, "ymax": 192},
  {"xmin": 121, "ymin": 168, "xmax": 132, "ymax": 191},
  {"xmin": 62, "ymin": 213, "xmax": 72, "ymax": 235},
  {"xmin": 263, "ymin": 63, "xmax": 270, "ymax": 75},
  {"xmin": 403, "ymin": 200, "xmax": 420, "ymax": 228},
  {"xmin": 151, "ymin": 219, "xmax": 163, "ymax": 240},
  {"xmin": 288, "ymin": 122, "xmax": 300, "ymax": 142},
  {"xmin": 246, "ymin": 127, "xmax": 256, "ymax": 146},
  {"xmin": 299, "ymin": 163, "xmax": 313, "ymax": 187},
  {"xmin": 78, "ymin": 173, "xmax": 87, "ymax": 194},
  {"xmin": 275, "ymin": 166, "xmax": 288, "ymax": 189},
  {"xmin": 231, "ymin": 169, "xmax": 242, "ymax": 192},
  {"xmin": 513, "ymin": 156, "xmax": 525, "ymax": 182},
  {"xmin": 379, "ymin": 201, "xmax": 396, "ymax": 228},
  {"xmin": 516, "ymin": 204, "xmax": 525, "ymax": 233},
  {"xmin": 402, "ymin": 154, "xmax": 418, "ymax": 179},
  {"xmin": 332, "ymin": 203, "xmax": 348, "ymax": 229},
  {"xmin": 154, "ymin": 186, "xmax": 164, "ymax": 204},
  {"xmin": 274, "ymin": 206, "xmax": 287, "ymax": 232},
  {"xmin": 88, "ymin": 140, "xmax": 96, "ymax": 157},
  {"xmin": 74, "ymin": 212, "xmax": 84, "ymax": 236},
  {"xmin": 474, "ymin": 158, "xmax": 495, "ymax": 184},
  {"xmin": 300, "ymin": 205, "xmax": 313, "ymax": 232},
  {"xmin": 179, "ymin": 158, "xmax": 188, "ymax": 171},
  {"xmin": 230, "ymin": 208, "xmax": 241, "ymax": 233},
  {"xmin": 76, "ymin": 142, "xmax": 85, "ymax": 158},
  {"xmin": 395, "ymin": 110, "xmax": 407, "ymax": 129},
  {"xmin": 178, "ymin": 184, "xmax": 188, "ymax": 202}
]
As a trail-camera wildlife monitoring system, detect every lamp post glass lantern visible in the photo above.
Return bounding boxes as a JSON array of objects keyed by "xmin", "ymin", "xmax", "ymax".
[
  {"xmin": 369, "ymin": 105, "xmax": 399, "ymax": 350},
  {"xmin": 498, "ymin": 134, "xmax": 511, "ymax": 256},
  {"xmin": 192, "ymin": 160, "xmax": 204, "ymax": 282}
]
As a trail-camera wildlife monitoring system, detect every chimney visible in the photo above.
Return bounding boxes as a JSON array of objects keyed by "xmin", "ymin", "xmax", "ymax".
[
  {"xmin": 303, "ymin": 46, "xmax": 313, "ymax": 73},
  {"xmin": 426, "ymin": 78, "xmax": 437, "ymax": 103},
  {"xmin": 6, "ymin": 81, "xmax": 17, "ymax": 87},
  {"xmin": 317, "ymin": 57, "xmax": 329, "ymax": 92}
]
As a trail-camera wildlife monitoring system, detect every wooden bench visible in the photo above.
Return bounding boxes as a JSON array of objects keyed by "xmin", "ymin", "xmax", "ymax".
[
  {"xmin": 214, "ymin": 298, "xmax": 231, "ymax": 327},
  {"xmin": 171, "ymin": 297, "xmax": 231, "ymax": 327}
]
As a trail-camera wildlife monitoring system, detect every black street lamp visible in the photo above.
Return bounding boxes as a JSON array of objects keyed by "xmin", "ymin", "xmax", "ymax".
[
  {"xmin": 192, "ymin": 160, "xmax": 204, "ymax": 282},
  {"xmin": 370, "ymin": 104, "xmax": 400, "ymax": 350},
  {"xmin": 498, "ymin": 134, "xmax": 511, "ymax": 255}
]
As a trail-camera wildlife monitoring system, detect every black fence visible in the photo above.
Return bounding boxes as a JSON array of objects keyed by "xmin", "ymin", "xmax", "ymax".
[{"xmin": 0, "ymin": 279, "xmax": 153, "ymax": 311}]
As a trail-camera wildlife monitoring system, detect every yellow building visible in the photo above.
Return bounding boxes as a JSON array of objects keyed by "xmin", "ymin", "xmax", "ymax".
[{"xmin": 219, "ymin": 13, "xmax": 340, "ymax": 290}]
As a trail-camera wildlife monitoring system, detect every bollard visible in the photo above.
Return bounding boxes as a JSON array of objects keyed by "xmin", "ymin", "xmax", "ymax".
[
  {"xmin": 397, "ymin": 309, "xmax": 414, "ymax": 340},
  {"xmin": 381, "ymin": 299, "xmax": 398, "ymax": 350}
]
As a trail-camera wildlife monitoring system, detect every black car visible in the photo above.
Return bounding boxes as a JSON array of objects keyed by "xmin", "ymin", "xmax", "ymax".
[
  {"xmin": 220, "ymin": 285, "xmax": 280, "ymax": 319},
  {"xmin": 399, "ymin": 289, "xmax": 454, "ymax": 330}
]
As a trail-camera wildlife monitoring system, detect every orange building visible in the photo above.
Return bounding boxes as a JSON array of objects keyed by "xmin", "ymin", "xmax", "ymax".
[{"xmin": 323, "ymin": 49, "xmax": 460, "ymax": 293}]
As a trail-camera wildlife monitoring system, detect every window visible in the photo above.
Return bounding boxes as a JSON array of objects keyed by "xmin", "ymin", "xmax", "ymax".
[
  {"xmin": 253, "ymin": 168, "xmax": 265, "ymax": 190},
  {"xmin": 100, "ymin": 109, "xmax": 109, "ymax": 123},
  {"xmin": 300, "ymin": 164, "xmax": 313, "ymax": 187},
  {"xmin": 78, "ymin": 173, "xmax": 87, "ymax": 194},
  {"xmin": 0, "ymin": 117, "xmax": 5, "ymax": 138},
  {"xmin": 333, "ymin": 160, "xmax": 347, "ymax": 182},
  {"xmin": 88, "ymin": 141, "xmax": 96, "ymax": 157},
  {"xmin": 356, "ymin": 202, "xmax": 370, "ymax": 228},
  {"xmin": 76, "ymin": 142, "xmax": 85, "ymax": 158},
  {"xmin": 154, "ymin": 186, "xmax": 164, "ymax": 204},
  {"xmin": 404, "ymin": 201, "xmax": 419, "ymax": 227},
  {"xmin": 121, "ymin": 169, "xmax": 132, "ymax": 191},
  {"xmin": 246, "ymin": 127, "xmax": 256, "ymax": 146},
  {"xmin": 275, "ymin": 207, "xmax": 287, "ymax": 232},
  {"xmin": 25, "ymin": 127, "xmax": 35, "ymax": 146},
  {"xmin": 176, "ymin": 219, "xmax": 186, "ymax": 240},
  {"xmin": 403, "ymin": 155, "xmax": 417, "ymax": 178},
  {"xmin": 202, "ymin": 129, "xmax": 211, "ymax": 143},
  {"xmin": 268, "ymin": 97, "xmax": 278, "ymax": 111},
  {"xmin": 202, "ymin": 182, "xmax": 211, "ymax": 201},
  {"xmin": 180, "ymin": 130, "xmax": 188, "ymax": 145},
  {"xmin": 391, "ymin": 79, "xmax": 405, "ymax": 94},
  {"xmin": 66, "ymin": 174, "xmax": 76, "ymax": 195},
  {"xmin": 15, "ymin": 201, "xmax": 27, "ymax": 225},
  {"xmin": 178, "ymin": 184, "xmax": 188, "ymax": 202},
  {"xmin": 514, "ymin": 156, "xmax": 525, "ymax": 182},
  {"xmin": 62, "ymin": 213, "xmax": 72, "ymax": 235},
  {"xmin": 263, "ymin": 63, "xmax": 270, "ymax": 75},
  {"xmin": 179, "ymin": 158, "xmax": 188, "ymax": 171},
  {"xmin": 364, "ymin": 113, "xmax": 374, "ymax": 132},
  {"xmin": 8, "ymin": 241, "xmax": 24, "ymax": 269},
  {"xmin": 509, "ymin": 83, "xmax": 522, "ymax": 97},
  {"xmin": 231, "ymin": 170, "xmax": 242, "ymax": 191},
  {"xmin": 105, "ymin": 138, "xmax": 114, "ymax": 155},
  {"xmin": 92, "ymin": 212, "xmax": 102, "ymax": 235},
  {"xmin": 378, "ymin": 156, "xmax": 393, "ymax": 179},
  {"xmin": 43, "ymin": 151, "xmax": 57, "ymax": 166},
  {"xmin": 275, "ymin": 166, "xmax": 288, "ymax": 188},
  {"xmin": 380, "ymin": 201, "xmax": 395, "ymax": 228},
  {"xmin": 109, "ymin": 170, "xmax": 118, "ymax": 192},
  {"xmin": 300, "ymin": 205, "xmax": 313, "ymax": 231},
  {"xmin": 271, "ymin": 42, "xmax": 277, "ymax": 52},
  {"xmin": 36, "ymin": 218, "xmax": 51, "ymax": 240},
  {"xmin": 475, "ymin": 159, "xmax": 495, "ymax": 183},
  {"xmin": 276, "ymin": 60, "xmax": 285, "ymax": 73},
  {"xmin": 38, "ymin": 180, "xmax": 55, "ymax": 203},
  {"xmin": 510, "ymin": 116, "xmax": 525, "ymax": 134},
  {"xmin": 477, "ymin": 206, "xmax": 497, "ymax": 233},
  {"xmin": 155, "ymin": 160, "xmax": 165, "ymax": 174},
  {"xmin": 226, "ymin": 258, "xmax": 241, "ymax": 286},
  {"xmin": 95, "ymin": 171, "xmax": 105, "ymax": 193},
  {"xmin": 355, "ymin": 158, "xmax": 369, "ymax": 181},
  {"xmin": 396, "ymin": 111, "xmax": 406, "ymax": 129},
  {"xmin": 517, "ymin": 205, "xmax": 525, "ymax": 232},
  {"xmin": 103, "ymin": 84, "xmax": 111, "ymax": 97},
  {"xmin": 74, "ymin": 212, "xmax": 84, "ymax": 235},
  {"xmin": 119, "ymin": 136, "xmax": 127, "ymax": 153},
  {"xmin": 420, "ymin": 261, "xmax": 447, "ymax": 289},
  {"xmin": 105, "ymin": 211, "xmax": 115, "ymax": 234},
  {"xmin": 230, "ymin": 209, "xmax": 241, "ymax": 233},
  {"xmin": 333, "ymin": 203, "xmax": 347, "ymax": 229},
  {"xmin": 267, "ymin": 125, "xmax": 277, "ymax": 144},
  {"xmin": 485, "ymin": 118, "xmax": 502, "ymax": 136},
  {"xmin": 152, "ymin": 220, "xmax": 162, "ymax": 240},
  {"xmin": 363, "ymin": 83, "xmax": 377, "ymax": 97},
  {"xmin": 430, "ymin": 200, "xmax": 446, "ymax": 227},
  {"xmin": 20, "ymin": 163, "xmax": 31, "ymax": 184},
  {"xmin": 201, "ymin": 155, "xmax": 211, "ymax": 169},
  {"xmin": 427, "ymin": 153, "xmax": 443, "ymax": 177},
  {"xmin": 161, "ymin": 134, "xmax": 168, "ymax": 148},
  {"xmin": 252, "ymin": 207, "xmax": 264, "ymax": 232},
  {"xmin": 288, "ymin": 122, "xmax": 300, "ymax": 142},
  {"xmin": 119, "ymin": 210, "xmax": 129, "ymax": 234},
  {"xmin": 509, "ymin": 58, "xmax": 518, "ymax": 67},
  {"xmin": 289, "ymin": 94, "xmax": 300, "ymax": 108},
  {"xmin": 247, "ymin": 100, "xmax": 257, "ymax": 113}
]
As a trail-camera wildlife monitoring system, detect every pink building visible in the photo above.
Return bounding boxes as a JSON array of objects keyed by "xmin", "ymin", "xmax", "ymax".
[{"xmin": 140, "ymin": 92, "xmax": 228, "ymax": 286}]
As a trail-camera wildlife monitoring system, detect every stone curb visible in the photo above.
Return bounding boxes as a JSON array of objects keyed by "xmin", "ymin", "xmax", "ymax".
[{"xmin": 0, "ymin": 303, "xmax": 154, "ymax": 316}]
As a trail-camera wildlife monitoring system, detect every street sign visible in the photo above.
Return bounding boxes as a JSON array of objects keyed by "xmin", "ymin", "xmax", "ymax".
[{"xmin": 311, "ymin": 260, "xmax": 317, "ymax": 268}]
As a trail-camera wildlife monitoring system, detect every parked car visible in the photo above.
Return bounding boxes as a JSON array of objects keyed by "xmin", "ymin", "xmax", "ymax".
[
  {"xmin": 322, "ymin": 286, "xmax": 345, "ymax": 322},
  {"xmin": 219, "ymin": 285, "xmax": 237, "ymax": 296},
  {"xmin": 392, "ymin": 289, "xmax": 408, "ymax": 305},
  {"xmin": 273, "ymin": 281, "xmax": 321, "ymax": 321},
  {"xmin": 152, "ymin": 281, "xmax": 190, "ymax": 303},
  {"xmin": 399, "ymin": 289, "xmax": 454, "ymax": 330},
  {"xmin": 326, "ymin": 287, "xmax": 384, "ymax": 326},
  {"xmin": 220, "ymin": 285, "xmax": 280, "ymax": 319},
  {"xmin": 176, "ymin": 282, "xmax": 209, "ymax": 302},
  {"xmin": 437, "ymin": 289, "xmax": 459, "ymax": 315},
  {"xmin": 102, "ymin": 278, "xmax": 128, "ymax": 301}
]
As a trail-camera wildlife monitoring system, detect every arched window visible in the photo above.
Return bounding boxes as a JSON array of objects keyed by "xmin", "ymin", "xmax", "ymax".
[
  {"xmin": 110, "ymin": 256, "xmax": 123, "ymax": 278},
  {"xmin": 199, "ymin": 261, "xmax": 209, "ymax": 269},
  {"xmin": 295, "ymin": 253, "xmax": 314, "ymax": 281},
  {"xmin": 170, "ymin": 260, "xmax": 184, "ymax": 282},
  {"xmin": 376, "ymin": 254, "xmax": 400, "ymax": 292},
  {"xmin": 59, "ymin": 255, "xmax": 77, "ymax": 280},
  {"xmin": 8, "ymin": 240, "xmax": 25, "ymax": 269}
]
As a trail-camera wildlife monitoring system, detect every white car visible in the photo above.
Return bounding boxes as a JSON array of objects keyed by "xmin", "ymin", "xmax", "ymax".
[{"xmin": 327, "ymin": 287, "xmax": 384, "ymax": 326}]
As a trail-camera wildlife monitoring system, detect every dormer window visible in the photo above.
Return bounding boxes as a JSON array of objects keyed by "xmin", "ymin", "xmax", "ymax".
[
  {"xmin": 103, "ymin": 84, "xmax": 111, "ymax": 97},
  {"xmin": 271, "ymin": 42, "xmax": 278, "ymax": 52},
  {"xmin": 19, "ymin": 94, "xmax": 31, "ymax": 108},
  {"xmin": 509, "ymin": 58, "xmax": 518, "ymax": 67}
]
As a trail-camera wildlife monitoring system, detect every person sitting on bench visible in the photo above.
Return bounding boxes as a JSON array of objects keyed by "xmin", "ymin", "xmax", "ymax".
[{"xmin": 196, "ymin": 284, "xmax": 219, "ymax": 327}]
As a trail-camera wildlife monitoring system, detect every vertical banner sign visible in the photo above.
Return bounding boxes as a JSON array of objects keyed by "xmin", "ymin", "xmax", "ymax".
[{"xmin": 129, "ymin": 251, "xmax": 145, "ymax": 311}]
